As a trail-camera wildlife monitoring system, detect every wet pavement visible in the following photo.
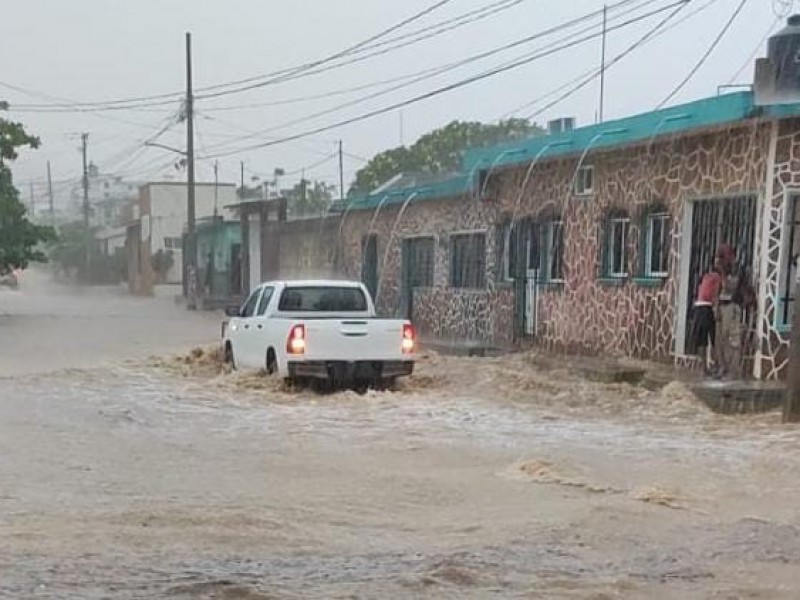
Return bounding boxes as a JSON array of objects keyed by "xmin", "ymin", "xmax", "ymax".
[{"xmin": 2, "ymin": 273, "xmax": 800, "ymax": 598}]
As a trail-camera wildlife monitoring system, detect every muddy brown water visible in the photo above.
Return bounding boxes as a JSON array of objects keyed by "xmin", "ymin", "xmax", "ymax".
[{"xmin": 2, "ymin": 275, "xmax": 800, "ymax": 598}]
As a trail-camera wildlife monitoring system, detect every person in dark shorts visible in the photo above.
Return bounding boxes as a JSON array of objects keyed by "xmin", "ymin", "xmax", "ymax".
[{"xmin": 691, "ymin": 254, "xmax": 724, "ymax": 375}]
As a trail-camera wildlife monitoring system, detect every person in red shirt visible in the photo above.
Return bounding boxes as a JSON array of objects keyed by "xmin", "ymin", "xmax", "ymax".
[{"xmin": 691, "ymin": 254, "xmax": 724, "ymax": 375}]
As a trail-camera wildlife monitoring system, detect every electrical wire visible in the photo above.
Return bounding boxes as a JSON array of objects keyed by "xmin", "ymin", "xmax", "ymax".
[
  {"xmin": 200, "ymin": 0, "xmax": 688, "ymax": 158},
  {"xmin": 201, "ymin": 0, "xmax": 664, "ymax": 154},
  {"xmin": 5, "ymin": 0, "xmax": 458, "ymax": 111},
  {"xmin": 500, "ymin": 0, "xmax": 720, "ymax": 119},
  {"xmin": 519, "ymin": 0, "xmax": 703, "ymax": 120},
  {"xmin": 657, "ymin": 0, "xmax": 748, "ymax": 108},
  {"xmin": 727, "ymin": 14, "xmax": 779, "ymax": 83}
]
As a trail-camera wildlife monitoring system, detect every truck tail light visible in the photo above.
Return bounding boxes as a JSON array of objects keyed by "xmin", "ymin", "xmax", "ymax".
[
  {"xmin": 287, "ymin": 324, "xmax": 306, "ymax": 355},
  {"xmin": 402, "ymin": 323, "xmax": 416, "ymax": 355}
]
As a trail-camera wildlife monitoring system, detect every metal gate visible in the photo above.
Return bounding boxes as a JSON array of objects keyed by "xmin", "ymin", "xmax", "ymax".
[
  {"xmin": 401, "ymin": 237, "xmax": 435, "ymax": 320},
  {"xmin": 685, "ymin": 195, "xmax": 757, "ymax": 352}
]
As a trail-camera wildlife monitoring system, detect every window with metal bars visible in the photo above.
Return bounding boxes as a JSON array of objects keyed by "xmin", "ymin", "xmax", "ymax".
[
  {"xmin": 646, "ymin": 212, "xmax": 670, "ymax": 277},
  {"xmin": 450, "ymin": 233, "xmax": 486, "ymax": 289},
  {"xmin": 602, "ymin": 211, "xmax": 630, "ymax": 278},
  {"xmin": 546, "ymin": 219, "xmax": 564, "ymax": 282}
]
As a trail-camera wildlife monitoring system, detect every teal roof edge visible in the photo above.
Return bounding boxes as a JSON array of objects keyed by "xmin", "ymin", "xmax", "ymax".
[{"xmin": 340, "ymin": 91, "xmax": 800, "ymax": 213}]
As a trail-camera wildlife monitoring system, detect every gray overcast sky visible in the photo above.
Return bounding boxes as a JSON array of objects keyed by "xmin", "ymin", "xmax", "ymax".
[{"xmin": 0, "ymin": 0, "xmax": 779, "ymax": 205}]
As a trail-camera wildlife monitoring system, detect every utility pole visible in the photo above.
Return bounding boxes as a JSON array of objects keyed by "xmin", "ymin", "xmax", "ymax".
[
  {"xmin": 28, "ymin": 181, "xmax": 34, "ymax": 217},
  {"xmin": 785, "ymin": 272, "xmax": 800, "ymax": 422},
  {"xmin": 301, "ymin": 168, "xmax": 307, "ymax": 204},
  {"xmin": 47, "ymin": 160, "xmax": 54, "ymax": 225},
  {"xmin": 599, "ymin": 4, "xmax": 608, "ymax": 123},
  {"xmin": 338, "ymin": 140, "xmax": 344, "ymax": 201},
  {"xmin": 239, "ymin": 160, "xmax": 245, "ymax": 199},
  {"xmin": 81, "ymin": 132, "xmax": 91, "ymax": 274},
  {"xmin": 185, "ymin": 31, "xmax": 197, "ymax": 299},
  {"xmin": 81, "ymin": 133, "xmax": 89, "ymax": 229},
  {"xmin": 213, "ymin": 160, "xmax": 219, "ymax": 218}
]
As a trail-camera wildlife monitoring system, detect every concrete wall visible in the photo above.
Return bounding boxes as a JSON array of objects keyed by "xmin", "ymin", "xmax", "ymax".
[
  {"xmin": 266, "ymin": 216, "xmax": 342, "ymax": 281},
  {"xmin": 144, "ymin": 183, "xmax": 237, "ymax": 284}
]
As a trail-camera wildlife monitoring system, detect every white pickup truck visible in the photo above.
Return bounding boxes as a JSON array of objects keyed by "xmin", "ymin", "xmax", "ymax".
[{"xmin": 222, "ymin": 280, "xmax": 416, "ymax": 388}]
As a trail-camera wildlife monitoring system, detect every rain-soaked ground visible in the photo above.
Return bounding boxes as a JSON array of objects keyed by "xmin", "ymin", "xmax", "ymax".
[{"xmin": 2, "ymin": 272, "xmax": 800, "ymax": 598}]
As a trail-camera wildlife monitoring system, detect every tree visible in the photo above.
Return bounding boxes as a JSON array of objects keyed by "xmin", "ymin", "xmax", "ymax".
[
  {"xmin": 48, "ymin": 221, "xmax": 94, "ymax": 280},
  {"xmin": 0, "ymin": 114, "xmax": 55, "ymax": 274},
  {"xmin": 284, "ymin": 178, "xmax": 336, "ymax": 218},
  {"xmin": 349, "ymin": 118, "xmax": 543, "ymax": 196}
]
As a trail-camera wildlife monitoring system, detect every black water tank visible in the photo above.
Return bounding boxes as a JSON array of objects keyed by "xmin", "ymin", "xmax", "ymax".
[{"xmin": 769, "ymin": 14, "xmax": 800, "ymax": 97}]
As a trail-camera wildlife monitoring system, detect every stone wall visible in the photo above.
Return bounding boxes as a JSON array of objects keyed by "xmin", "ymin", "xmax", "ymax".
[
  {"xmin": 413, "ymin": 287, "xmax": 514, "ymax": 346},
  {"xmin": 259, "ymin": 120, "xmax": 796, "ymax": 370},
  {"xmin": 490, "ymin": 121, "xmax": 770, "ymax": 361},
  {"xmin": 336, "ymin": 195, "xmax": 512, "ymax": 345},
  {"xmin": 757, "ymin": 117, "xmax": 800, "ymax": 379}
]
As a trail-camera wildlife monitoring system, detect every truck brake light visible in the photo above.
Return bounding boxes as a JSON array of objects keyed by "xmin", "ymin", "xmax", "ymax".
[
  {"xmin": 287, "ymin": 324, "xmax": 306, "ymax": 355},
  {"xmin": 402, "ymin": 323, "xmax": 416, "ymax": 354}
]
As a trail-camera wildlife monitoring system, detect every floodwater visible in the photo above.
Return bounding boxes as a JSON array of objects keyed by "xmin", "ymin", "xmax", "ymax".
[{"xmin": 2, "ymin": 272, "xmax": 800, "ymax": 598}]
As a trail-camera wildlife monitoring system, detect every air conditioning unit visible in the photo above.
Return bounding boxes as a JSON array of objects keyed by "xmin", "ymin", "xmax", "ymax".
[{"xmin": 548, "ymin": 117, "xmax": 576, "ymax": 136}]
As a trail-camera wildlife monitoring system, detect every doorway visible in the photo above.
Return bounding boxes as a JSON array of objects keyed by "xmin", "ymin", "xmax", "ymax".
[
  {"xmin": 684, "ymin": 194, "xmax": 757, "ymax": 353},
  {"xmin": 401, "ymin": 237, "xmax": 435, "ymax": 320},
  {"xmin": 361, "ymin": 234, "xmax": 378, "ymax": 300}
]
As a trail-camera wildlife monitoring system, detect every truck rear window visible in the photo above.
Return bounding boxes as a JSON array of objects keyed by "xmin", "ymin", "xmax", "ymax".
[{"xmin": 278, "ymin": 287, "xmax": 368, "ymax": 312}]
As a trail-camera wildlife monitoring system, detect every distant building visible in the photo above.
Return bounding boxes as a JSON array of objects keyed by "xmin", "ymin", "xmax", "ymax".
[
  {"xmin": 126, "ymin": 181, "xmax": 237, "ymax": 294},
  {"xmin": 69, "ymin": 163, "xmax": 140, "ymax": 225}
]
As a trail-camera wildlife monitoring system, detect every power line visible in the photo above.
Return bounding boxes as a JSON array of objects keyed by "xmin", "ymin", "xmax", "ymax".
[
  {"xmin": 519, "ymin": 0, "xmax": 704, "ymax": 120},
  {"xmin": 727, "ymin": 14, "xmax": 779, "ymax": 84},
  {"xmin": 196, "ymin": 0, "xmax": 533, "ymax": 101},
  {"xmin": 500, "ymin": 0, "xmax": 719, "ymax": 119},
  {"xmin": 657, "ymin": 0, "xmax": 748, "ymax": 108},
  {"xmin": 201, "ymin": 0, "xmax": 661, "ymax": 155},
  {"xmin": 195, "ymin": 0, "xmax": 470, "ymax": 101},
  {"xmin": 200, "ymin": 1, "xmax": 687, "ymax": 159},
  {"xmin": 4, "ymin": 0, "xmax": 457, "ymax": 111}
]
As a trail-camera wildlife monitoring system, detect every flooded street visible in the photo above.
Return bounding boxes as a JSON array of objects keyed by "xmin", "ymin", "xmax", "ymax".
[{"xmin": 2, "ymin": 276, "xmax": 800, "ymax": 598}]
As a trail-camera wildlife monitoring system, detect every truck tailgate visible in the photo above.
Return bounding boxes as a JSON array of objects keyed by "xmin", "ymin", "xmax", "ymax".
[{"xmin": 301, "ymin": 319, "xmax": 406, "ymax": 362}]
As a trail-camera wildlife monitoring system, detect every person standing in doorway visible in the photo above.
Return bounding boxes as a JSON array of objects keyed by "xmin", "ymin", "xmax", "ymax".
[
  {"xmin": 715, "ymin": 244, "xmax": 756, "ymax": 379},
  {"xmin": 691, "ymin": 253, "xmax": 724, "ymax": 376}
]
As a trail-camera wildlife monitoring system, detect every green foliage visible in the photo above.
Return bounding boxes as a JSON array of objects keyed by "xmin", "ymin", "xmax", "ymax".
[
  {"xmin": 0, "ymin": 116, "xmax": 55, "ymax": 273},
  {"xmin": 49, "ymin": 222, "xmax": 128, "ymax": 284},
  {"xmin": 285, "ymin": 179, "xmax": 336, "ymax": 218},
  {"xmin": 48, "ymin": 221, "xmax": 94, "ymax": 277},
  {"xmin": 349, "ymin": 118, "xmax": 542, "ymax": 196}
]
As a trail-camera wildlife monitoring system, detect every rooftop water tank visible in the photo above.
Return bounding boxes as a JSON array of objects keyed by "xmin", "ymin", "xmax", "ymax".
[{"xmin": 755, "ymin": 14, "xmax": 800, "ymax": 105}]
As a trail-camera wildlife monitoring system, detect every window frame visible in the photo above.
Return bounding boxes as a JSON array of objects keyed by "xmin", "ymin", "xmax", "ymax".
[
  {"xmin": 240, "ymin": 288, "xmax": 262, "ymax": 318},
  {"xmin": 603, "ymin": 213, "xmax": 630, "ymax": 279},
  {"xmin": 256, "ymin": 286, "xmax": 275, "ymax": 316},
  {"xmin": 546, "ymin": 219, "xmax": 564, "ymax": 283},
  {"xmin": 645, "ymin": 212, "xmax": 670, "ymax": 278},
  {"xmin": 500, "ymin": 222, "xmax": 518, "ymax": 282},
  {"xmin": 574, "ymin": 165, "xmax": 594, "ymax": 196},
  {"xmin": 449, "ymin": 231, "xmax": 487, "ymax": 289}
]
